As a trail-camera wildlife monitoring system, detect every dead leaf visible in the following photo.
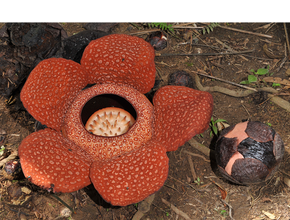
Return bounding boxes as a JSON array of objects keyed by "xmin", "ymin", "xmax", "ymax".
[
  {"xmin": 261, "ymin": 197, "xmax": 272, "ymax": 203},
  {"xmin": 262, "ymin": 210, "xmax": 275, "ymax": 219},
  {"xmin": 210, "ymin": 179, "xmax": 228, "ymax": 201},
  {"xmin": 21, "ymin": 187, "xmax": 32, "ymax": 195},
  {"xmin": 254, "ymin": 23, "xmax": 272, "ymax": 30},
  {"xmin": 283, "ymin": 177, "xmax": 290, "ymax": 187},
  {"xmin": 263, "ymin": 77, "xmax": 290, "ymax": 86},
  {"xmin": 217, "ymin": 121, "xmax": 230, "ymax": 131}
]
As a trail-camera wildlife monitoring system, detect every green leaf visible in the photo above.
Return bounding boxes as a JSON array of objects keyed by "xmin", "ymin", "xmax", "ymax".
[
  {"xmin": 250, "ymin": 69, "xmax": 255, "ymax": 73},
  {"xmin": 255, "ymin": 68, "xmax": 269, "ymax": 75},
  {"xmin": 206, "ymin": 27, "xmax": 210, "ymax": 34},
  {"xmin": 248, "ymin": 75, "xmax": 257, "ymax": 83},
  {"xmin": 212, "ymin": 126, "xmax": 218, "ymax": 135},
  {"xmin": 215, "ymin": 118, "xmax": 227, "ymax": 123},
  {"xmin": 272, "ymin": 83, "xmax": 281, "ymax": 87},
  {"xmin": 240, "ymin": 80, "xmax": 249, "ymax": 84},
  {"xmin": 167, "ymin": 24, "xmax": 174, "ymax": 32}
]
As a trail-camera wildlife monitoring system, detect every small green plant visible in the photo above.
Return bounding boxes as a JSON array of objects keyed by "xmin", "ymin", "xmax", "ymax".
[
  {"xmin": 214, "ymin": 208, "xmax": 228, "ymax": 217},
  {"xmin": 251, "ymin": 66, "xmax": 271, "ymax": 75},
  {"xmin": 219, "ymin": 209, "xmax": 228, "ymax": 217},
  {"xmin": 240, "ymin": 66, "xmax": 273, "ymax": 85},
  {"xmin": 48, "ymin": 203, "xmax": 55, "ymax": 208},
  {"xmin": 194, "ymin": 177, "xmax": 204, "ymax": 185},
  {"xmin": 196, "ymin": 133, "xmax": 204, "ymax": 138},
  {"xmin": 210, "ymin": 117, "xmax": 227, "ymax": 137},
  {"xmin": 272, "ymin": 83, "xmax": 281, "ymax": 87},
  {"xmin": 134, "ymin": 203, "xmax": 138, "ymax": 208},
  {"xmin": 148, "ymin": 23, "xmax": 174, "ymax": 33},
  {"xmin": 201, "ymin": 23, "xmax": 220, "ymax": 35},
  {"xmin": 266, "ymin": 122, "xmax": 272, "ymax": 126},
  {"xmin": 240, "ymin": 74, "xmax": 257, "ymax": 85},
  {"xmin": 186, "ymin": 62, "xmax": 194, "ymax": 67},
  {"xmin": 0, "ymin": 146, "xmax": 5, "ymax": 156}
]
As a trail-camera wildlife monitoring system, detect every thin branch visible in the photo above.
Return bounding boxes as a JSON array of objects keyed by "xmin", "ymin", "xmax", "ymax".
[
  {"xmin": 155, "ymin": 49, "xmax": 254, "ymax": 57},
  {"xmin": 187, "ymin": 138, "xmax": 211, "ymax": 156},
  {"xmin": 184, "ymin": 150, "xmax": 210, "ymax": 163},
  {"xmin": 219, "ymin": 26, "xmax": 273, "ymax": 38},
  {"xmin": 128, "ymin": 28, "xmax": 161, "ymax": 35},
  {"xmin": 187, "ymin": 155, "xmax": 197, "ymax": 180},
  {"xmin": 191, "ymin": 70, "xmax": 258, "ymax": 92},
  {"xmin": 284, "ymin": 23, "xmax": 290, "ymax": 56}
]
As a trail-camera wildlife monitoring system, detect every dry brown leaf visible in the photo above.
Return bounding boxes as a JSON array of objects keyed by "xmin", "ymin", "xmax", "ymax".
[
  {"xmin": 263, "ymin": 77, "xmax": 290, "ymax": 86},
  {"xmin": 217, "ymin": 121, "xmax": 230, "ymax": 131},
  {"xmin": 262, "ymin": 210, "xmax": 275, "ymax": 219},
  {"xmin": 210, "ymin": 180, "xmax": 228, "ymax": 201},
  {"xmin": 283, "ymin": 177, "xmax": 290, "ymax": 187},
  {"xmin": 260, "ymin": 197, "xmax": 273, "ymax": 203}
]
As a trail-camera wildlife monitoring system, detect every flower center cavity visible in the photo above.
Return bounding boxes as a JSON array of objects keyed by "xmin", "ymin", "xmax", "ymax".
[{"xmin": 81, "ymin": 94, "xmax": 136, "ymax": 137}]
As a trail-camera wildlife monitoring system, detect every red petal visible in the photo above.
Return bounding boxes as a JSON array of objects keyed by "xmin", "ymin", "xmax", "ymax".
[
  {"xmin": 81, "ymin": 34, "xmax": 156, "ymax": 94},
  {"xmin": 153, "ymin": 86, "xmax": 213, "ymax": 151},
  {"xmin": 90, "ymin": 139, "xmax": 169, "ymax": 206},
  {"xmin": 20, "ymin": 58, "xmax": 88, "ymax": 131},
  {"xmin": 18, "ymin": 128, "xmax": 93, "ymax": 193}
]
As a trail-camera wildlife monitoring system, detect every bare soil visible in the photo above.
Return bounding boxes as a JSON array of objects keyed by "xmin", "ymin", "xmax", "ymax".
[{"xmin": 1, "ymin": 22, "xmax": 290, "ymax": 220}]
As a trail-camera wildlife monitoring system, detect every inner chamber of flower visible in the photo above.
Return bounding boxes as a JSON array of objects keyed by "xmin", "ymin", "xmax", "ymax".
[{"xmin": 81, "ymin": 94, "xmax": 137, "ymax": 137}]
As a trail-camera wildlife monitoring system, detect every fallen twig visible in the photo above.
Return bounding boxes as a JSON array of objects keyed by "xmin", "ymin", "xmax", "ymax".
[
  {"xmin": 215, "ymin": 38, "xmax": 248, "ymax": 61},
  {"xmin": 187, "ymin": 155, "xmax": 197, "ymax": 180},
  {"xmin": 187, "ymin": 138, "xmax": 211, "ymax": 156},
  {"xmin": 168, "ymin": 175, "xmax": 197, "ymax": 191},
  {"xmin": 132, "ymin": 194, "xmax": 155, "ymax": 220},
  {"xmin": 155, "ymin": 49, "xmax": 254, "ymax": 57},
  {"xmin": 220, "ymin": 199, "xmax": 235, "ymax": 220},
  {"xmin": 192, "ymin": 70, "xmax": 258, "ymax": 92},
  {"xmin": 161, "ymin": 198, "xmax": 191, "ymax": 220},
  {"xmin": 275, "ymin": 55, "xmax": 288, "ymax": 72},
  {"xmin": 128, "ymin": 28, "xmax": 161, "ymax": 35},
  {"xmin": 284, "ymin": 23, "xmax": 290, "ymax": 56},
  {"xmin": 219, "ymin": 25, "xmax": 273, "ymax": 38},
  {"xmin": 184, "ymin": 150, "xmax": 210, "ymax": 163}
]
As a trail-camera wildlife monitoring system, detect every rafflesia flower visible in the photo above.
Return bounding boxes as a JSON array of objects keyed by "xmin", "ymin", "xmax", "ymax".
[{"xmin": 18, "ymin": 34, "xmax": 213, "ymax": 206}]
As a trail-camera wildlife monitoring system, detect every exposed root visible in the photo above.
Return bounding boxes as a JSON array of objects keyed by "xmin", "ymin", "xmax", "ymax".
[{"xmin": 194, "ymin": 73, "xmax": 290, "ymax": 112}]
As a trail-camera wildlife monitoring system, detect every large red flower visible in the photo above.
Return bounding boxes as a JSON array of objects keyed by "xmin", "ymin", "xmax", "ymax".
[{"xmin": 18, "ymin": 34, "xmax": 213, "ymax": 206}]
